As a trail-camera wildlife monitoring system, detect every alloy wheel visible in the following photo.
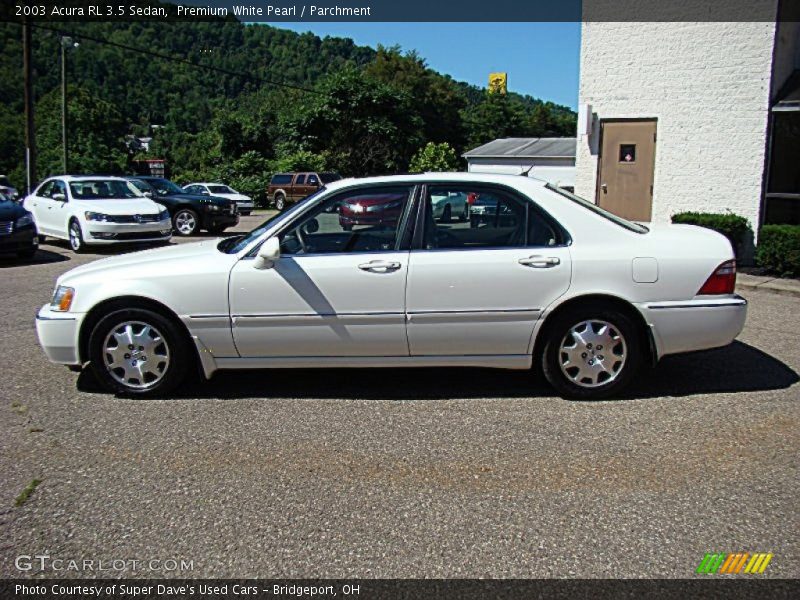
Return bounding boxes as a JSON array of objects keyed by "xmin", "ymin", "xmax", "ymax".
[
  {"xmin": 174, "ymin": 210, "xmax": 196, "ymax": 235},
  {"xmin": 102, "ymin": 321, "xmax": 171, "ymax": 390},
  {"xmin": 558, "ymin": 319, "xmax": 627, "ymax": 388},
  {"xmin": 69, "ymin": 222, "xmax": 82, "ymax": 251}
]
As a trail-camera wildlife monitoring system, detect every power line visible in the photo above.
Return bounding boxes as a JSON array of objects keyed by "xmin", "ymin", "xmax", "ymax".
[{"xmin": 18, "ymin": 21, "xmax": 327, "ymax": 96}]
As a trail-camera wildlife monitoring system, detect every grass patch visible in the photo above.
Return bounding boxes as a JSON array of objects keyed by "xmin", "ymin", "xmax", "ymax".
[{"xmin": 15, "ymin": 479, "xmax": 42, "ymax": 507}]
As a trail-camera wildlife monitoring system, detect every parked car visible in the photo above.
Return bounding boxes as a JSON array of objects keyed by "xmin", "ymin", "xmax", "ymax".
[
  {"xmin": 126, "ymin": 176, "xmax": 238, "ymax": 236},
  {"xmin": 431, "ymin": 191, "xmax": 469, "ymax": 223},
  {"xmin": 34, "ymin": 173, "xmax": 746, "ymax": 400},
  {"xmin": 183, "ymin": 183, "xmax": 254, "ymax": 215},
  {"xmin": 0, "ymin": 174, "xmax": 19, "ymax": 199},
  {"xmin": 338, "ymin": 191, "xmax": 407, "ymax": 231},
  {"xmin": 268, "ymin": 172, "xmax": 341, "ymax": 211},
  {"xmin": 0, "ymin": 189, "xmax": 37, "ymax": 259},
  {"xmin": 23, "ymin": 176, "xmax": 171, "ymax": 253},
  {"xmin": 469, "ymin": 195, "xmax": 518, "ymax": 229}
]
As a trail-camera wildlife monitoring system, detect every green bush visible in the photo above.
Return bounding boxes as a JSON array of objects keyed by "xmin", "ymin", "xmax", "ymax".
[
  {"xmin": 756, "ymin": 225, "xmax": 800, "ymax": 277},
  {"xmin": 671, "ymin": 212, "xmax": 752, "ymax": 255}
]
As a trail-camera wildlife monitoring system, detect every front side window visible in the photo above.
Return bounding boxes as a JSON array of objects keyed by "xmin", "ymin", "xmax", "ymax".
[
  {"xmin": 37, "ymin": 180, "xmax": 55, "ymax": 197},
  {"xmin": 52, "ymin": 180, "xmax": 68, "ymax": 199},
  {"xmin": 279, "ymin": 185, "xmax": 413, "ymax": 255},
  {"xmin": 307, "ymin": 174, "xmax": 319, "ymax": 185}
]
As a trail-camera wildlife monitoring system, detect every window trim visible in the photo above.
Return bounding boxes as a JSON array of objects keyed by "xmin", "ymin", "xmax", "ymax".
[
  {"xmin": 412, "ymin": 181, "xmax": 571, "ymax": 252},
  {"xmin": 263, "ymin": 183, "xmax": 420, "ymax": 258}
]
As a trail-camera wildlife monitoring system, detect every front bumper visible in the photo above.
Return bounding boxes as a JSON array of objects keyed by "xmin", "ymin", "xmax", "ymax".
[
  {"xmin": 637, "ymin": 295, "xmax": 748, "ymax": 358},
  {"xmin": 35, "ymin": 304, "xmax": 84, "ymax": 365},
  {"xmin": 86, "ymin": 218, "xmax": 172, "ymax": 244},
  {"xmin": 0, "ymin": 225, "xmax": 37, "ymax": 253},
  {"xmin": 200, "ymin": 212, "xmax": 239, "ymax": 230}
]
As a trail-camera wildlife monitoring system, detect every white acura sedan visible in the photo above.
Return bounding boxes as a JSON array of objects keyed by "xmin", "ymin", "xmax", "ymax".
[
  {"xmin": 24, "ymin": 176, "xmax": 172, "ymax": 252},
  {"xmin": 34, "ymin": 174, "xmax": 746, "ymax": 399}
]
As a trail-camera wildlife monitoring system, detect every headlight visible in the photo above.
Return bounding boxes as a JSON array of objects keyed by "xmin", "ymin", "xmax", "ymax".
[
  {"xmin": 15, "ymin": 213, "xmax": 33, "ymax": 227},
  {"xmin": 159, "ymin": 209, "xmax": 170, "ymax": 221},
  {"xmin": 50, "ymin": 286, "xmax": 75, "ymax": 312},
  {"xmin": 85, "ymin": 211, "xmax": 110, "ymax": 222},
  {"xmin": 205, "ymin": 204, "xmax": 220, "ymax": 212}
]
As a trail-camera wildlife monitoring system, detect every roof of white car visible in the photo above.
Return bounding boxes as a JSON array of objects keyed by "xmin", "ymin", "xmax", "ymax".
[
  {"xmin": 327, "ymin": 172, "xmax": 549, "ymax": 190},
  {"xmin": 185, "ymin": 182, "xmax": 227, "ymax": 186},
  {"xmin": 53, "ymin": 175, "xmax": 131, "ymax": 182}
]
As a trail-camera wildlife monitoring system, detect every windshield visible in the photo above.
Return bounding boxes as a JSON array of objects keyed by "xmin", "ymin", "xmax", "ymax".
[
  {"xmin": 69, "ymin": 180, "xmax": 143, "ymax": 200},
  {"xmin": 146, "ymin": 178, "xmax": 186, "ymax": 196},
  {"xmin": 320, "ymin": 173, "xmax": 340, "ymax": 183},
  {"xmin": 545, "ymin": 184, "xmax": 649, "ymax": 234},
  {"xmin": 207, "ymin": 185, "xmax": 235, "ymax": 194},
  {"xmin": 218, "ymin": 187, "xmax": 327, "ymax": 254}
]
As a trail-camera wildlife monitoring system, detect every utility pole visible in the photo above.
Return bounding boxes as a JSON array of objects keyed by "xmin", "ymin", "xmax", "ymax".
[
  {"xmin": 23, "ymin": 19, "xmax": 36, "ymax": 194},
  {"xmin": 60, "ymin": 37, "xmax": 69, "ymax": 174}
]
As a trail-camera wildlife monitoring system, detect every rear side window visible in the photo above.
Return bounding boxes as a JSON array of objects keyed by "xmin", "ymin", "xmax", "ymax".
[
  {"xmin": 421, "ymin": 185, "xmax": 565, "ymax": 250},
  {"xmin": 271, "ymin": 174, "xmax": 292, "ymax": 185},
  {"xmin": 295, "ymin": 174, "xmax": 306, "ymax": 185}
]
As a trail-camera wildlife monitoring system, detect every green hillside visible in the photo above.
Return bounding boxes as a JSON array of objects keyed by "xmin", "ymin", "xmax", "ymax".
[{"xmin": 0, "ymin": 7, "xmax": 575, "ymax": 200}]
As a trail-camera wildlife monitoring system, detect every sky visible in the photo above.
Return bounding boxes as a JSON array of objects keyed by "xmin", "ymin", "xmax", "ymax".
[{"xmin": 269, "ymin": 22, "xmax": 581, "ymax": 109}]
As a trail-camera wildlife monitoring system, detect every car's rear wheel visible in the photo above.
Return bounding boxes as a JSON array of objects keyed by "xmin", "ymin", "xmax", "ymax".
[
  {"xmin": 542, "ymin": 306, "xmax": 642, "ymax": 400},
  {"xmin": 88, "ymin": 308, "xmax": 190, "ymax": 397},
  {"xmin": 274, "ymin": 193, "xmax": 286, "ymax": 211},
  {"xmin": 68, "ymin": 219, "xmax": 85, "ymax": 253},
  {"xmin": 173, "ymin": 208, "xmax": 199, "ymax": 236}
]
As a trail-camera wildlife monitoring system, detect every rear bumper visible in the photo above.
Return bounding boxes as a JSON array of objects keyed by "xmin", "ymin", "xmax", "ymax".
[
  {"xmin": 637, "ymin": 295, "xmax": 748, "ymax": 359},
  {"xmin": 35, "ymin": 305, "xmax": 83, "ymax": 365}
]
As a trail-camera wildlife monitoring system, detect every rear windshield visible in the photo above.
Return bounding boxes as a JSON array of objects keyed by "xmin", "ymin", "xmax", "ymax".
[
  {"xmin": 319, "ymin": 173, "xmax": 341, "ymax": 183},
  {"xmin": 271, "ymin": 174, "xmax": 293, "ymax": 185},
  {"xmin": 545, "ymin": 184, "xmax": 648, "ymax": 234}
]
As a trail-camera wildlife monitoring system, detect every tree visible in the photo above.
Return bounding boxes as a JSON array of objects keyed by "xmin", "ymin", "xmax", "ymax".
[
  {"xmin": 408, "ymin": 142, "xmax": 459, "ymax": 173},
  {"xmin": 285, "ymin": 68, "xmax": 424, "ymax": 176},
  {"xmin": 35, "ymin": 86, "xmax": 128, "ymax": 177}
]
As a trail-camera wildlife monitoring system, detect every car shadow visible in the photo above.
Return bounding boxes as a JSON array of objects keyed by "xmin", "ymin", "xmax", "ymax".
[
  {"xmin": 0, "ymin": 248, "xmax": 69, "ymax": 267},
  {"xmin": 77, "ymin": 340, "xmax": 798, "ymax": 402}
]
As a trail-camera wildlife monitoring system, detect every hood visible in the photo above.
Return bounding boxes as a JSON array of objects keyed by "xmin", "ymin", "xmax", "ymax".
[
  {"xmin": 216, "ymin": 193, "xmax": 251, "ymax": 201},
  {"xmin": 58, "ymin": 238, "xmax": 222, "ymax": 284},
  {"xmin": 0, "ymin": 198, "xmax": 27, "ymax": 220},
  {"xmin": 159, "ymin": 192, "xmax": 233, "ymax": 206},
  {"xmin": 73, "ymin": 197, "xmax": 166, "ymax": 215}
]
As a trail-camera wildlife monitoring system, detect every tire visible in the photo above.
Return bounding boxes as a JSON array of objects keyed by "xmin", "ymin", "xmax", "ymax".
[
  {"xmin": 173, "ymin": 208, "xmax": 199, "ymax": 236},
  {"xmin": 239, "ymin": 211, "xmax": 251, "ymax": 216},
  {"xmin": 459, "ymin": 208, "xmax": 468, "ymax": 222},
  {"xmin": 342, "ymin": 224, "xmax": 353, "ymax": 232},
  {"xmin": 541, "ymin": 306, "xmax": 642, "ymax": 400},
  {"xmin": 274, "ymin": 193, "xmax": 286, "ymax": 212},
  {"xmin": 441, "ymin": 204, "xmax": 452, "ymax": 223},
  {"xmin": 88, "ymin": 308, "xmax": 190, "ymax": 397},
  {"xmin": 37, "ymin": 234, "xmax": 47, "ymax": 243},
  {"xmin": 68, "ymin": 219, "xmax": 86, "ymax": 253}
]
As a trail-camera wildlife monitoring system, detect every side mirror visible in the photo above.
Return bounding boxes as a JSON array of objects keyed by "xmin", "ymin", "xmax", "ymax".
[
  {"xmin": 254, "ymin": 237, "xmax": 281, "ymax": 270},
  {"xmin": 52, "ymin": 193, "xmax": 66, "ymax": 202}
]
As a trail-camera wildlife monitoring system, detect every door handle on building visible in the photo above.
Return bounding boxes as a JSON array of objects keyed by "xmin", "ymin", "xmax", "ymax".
[{"xmin": 519, "ymin": 256, "xmax": 560, "ymax": 268}]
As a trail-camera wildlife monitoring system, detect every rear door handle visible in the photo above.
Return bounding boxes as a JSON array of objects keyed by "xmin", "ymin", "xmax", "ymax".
[
  {"xmin": 519, "ymin": 256, "xmax": 560, "ymax": 268},
  {"xmin": 358, "ymin": 260, "xmax": 401, "ymax": 272}
]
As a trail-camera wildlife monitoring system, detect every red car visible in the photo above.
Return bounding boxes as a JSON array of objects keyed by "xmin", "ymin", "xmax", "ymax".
[{"xmin": 338, "ymin": 192, "xmax": 406, "ymax": 231}]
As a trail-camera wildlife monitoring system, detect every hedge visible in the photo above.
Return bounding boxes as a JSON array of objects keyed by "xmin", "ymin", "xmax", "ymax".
[
  {"xmin": 671, "ymin": 212, "xmax": 752, "ymax": 254},
  {"xmin": 755, "ymin": 225, "xmax": 800, "ymax": 277}
]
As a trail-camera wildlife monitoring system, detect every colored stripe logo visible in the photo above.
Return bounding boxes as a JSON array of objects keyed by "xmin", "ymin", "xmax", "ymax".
[{"xmin": 696, "ymin": 552, "xmax": 773, "ymax": 574}]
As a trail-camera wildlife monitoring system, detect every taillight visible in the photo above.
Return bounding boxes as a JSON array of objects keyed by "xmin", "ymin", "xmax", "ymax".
[{"xmin": 698, "ymin": 260, "xmax": 736, "ymax": 295}]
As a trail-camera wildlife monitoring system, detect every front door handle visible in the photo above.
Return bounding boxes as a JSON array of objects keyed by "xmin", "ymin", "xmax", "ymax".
[
  {"xmin": 358, "ymin": 260, "xmax": 401, "ymax": 272},
  {"xmin": 519, "ymin": 256, "xmax": 560, "ymax": 268}
]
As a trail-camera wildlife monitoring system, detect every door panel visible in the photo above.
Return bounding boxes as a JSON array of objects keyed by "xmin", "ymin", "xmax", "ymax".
[
  {"xmin": 406, "ymin": 248, "xmax": 571, "ymax": 355},
  {"xmin": 230, "ymin": 253, "xmax": 409, "ymax": 357},
  {"xmin": 597, "ymin": 120, "xmax": 656, "ymax": 222}
]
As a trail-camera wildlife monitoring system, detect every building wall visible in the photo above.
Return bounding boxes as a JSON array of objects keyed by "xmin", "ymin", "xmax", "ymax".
[{"xmin": 575, "ymin": 20, "xmax": 777, "ymax": 230}]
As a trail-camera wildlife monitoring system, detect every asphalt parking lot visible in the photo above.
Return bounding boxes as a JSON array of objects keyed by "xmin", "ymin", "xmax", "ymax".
[{"xmin": 1, "ymin": 211, "xmax": 798, "ymax": 578}]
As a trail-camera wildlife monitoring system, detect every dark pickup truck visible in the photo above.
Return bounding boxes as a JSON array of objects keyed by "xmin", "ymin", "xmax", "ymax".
[{"xmin": 268, "ymin": 172, "xmax": 341, "ymax": 211}]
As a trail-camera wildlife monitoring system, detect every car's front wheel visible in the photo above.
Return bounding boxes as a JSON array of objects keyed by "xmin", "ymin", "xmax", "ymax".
[
  {"xmin": 88, "ymin": 308, "xmax": 190, "ymax": 397},
  {"xmin": 173, "ymin": 208, "xmax": 199, "ymax": 236},
  {"xmin": 541, "ymin": 307, "xmax": 642, "ymax": 400},
  {"xmin": 68, "ymin": 219, "xmax": 85, "ymax": 253}
]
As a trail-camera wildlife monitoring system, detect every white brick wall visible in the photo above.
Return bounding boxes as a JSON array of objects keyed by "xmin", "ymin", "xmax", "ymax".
[{"xmin": 575, "ymin": 20, "xmax": 777, "ymax": 231}]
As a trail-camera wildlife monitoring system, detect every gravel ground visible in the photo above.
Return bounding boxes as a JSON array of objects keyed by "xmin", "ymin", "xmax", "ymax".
[{"xmin": 1, "ymin": 212, "xmax": 798, "ymax": 579}]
